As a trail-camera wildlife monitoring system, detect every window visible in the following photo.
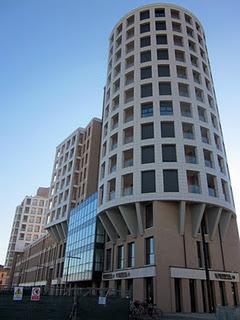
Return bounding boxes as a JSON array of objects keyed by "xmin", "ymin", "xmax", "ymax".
[
  {"xmin": 187, "ymin": 170, "xmax": 201, "ymax": 193},
  {"xmin": 201, "ymin": 127, "xmax": 210, "ymax": 144},
  {"xmin": 180, "ymin": 102, "xmax": 192, "ymax": 117},
  {"xmin": 161, "ymin": 121, "xmax": 175, "ymax": 137},
  {"xmin": 155, "ymin": 8, "xmax": 165, "ymax": 17},
  {"xmin": 182, "ymin": 123, "xmax": 194, "ymax": 139},
  {"xmin": 125, "ymin": 70, "xmax": 134, "ymax": 85},
  {"xmin": 156, "ymin": 34, "xmax": 167, "ymax": 44},
  {"xmin": 111, "ymin": 114, "xmax": 119, "ymax": 130},
  {"xmin": 190, "ymin": 54, "xmax": 198, "ymax": 67},
  {"xmin": 125, "ymin": 88, "xmax": 134, "ymax": 103},
  {"xmin": 157, "ymin": 49, "xmax": 169, "ymax": 60},
  {"xmin": 122, "ymin": 173, "xmax": 133, "ymax": 196},
  {"xmin": 145, "ymin": 237, "xmax": 154, "ymax": 264},
  {"xmin": 188, "ymin": 40, "xmax": 196, "ymax": 52},
  {"xmin": 195, "ymin": 87, "xmax": 204, "ymax": 102},
  {"xmin": 127, "ymin": 15, "xmax": 134, "ymax": 27},
  {"xmin": 140, "ymin": 23, "xmax": 150, "ymax": 33},
  {"xmin": 123, "ymin": 126, "xmax": 133, "ymax": 144},
  {"xmin": 207, "ymin": 174, "xmax": 217, "ymax": 197},
  {"xmin": 177, "ymin": 66, "xmax": 187, "ymax": 79},
  {"xmin": 141, "ymin": 123, "xmax": 154, "ymax": 139},
  {"xmin": 203, "ymin": 149, "xmax": 214, "ymax": 168},
  {"xmin": 193, "ymin": 70, "xmax": 201, "ymax": 84},
  {"xmin": 162, "ymin": 144, "xmax": 177, "ymax": 162},
  {"xmin": 173, "ymin": 35, "xmax": 183, "ymax": 46},
  {"xmin": 214, "ymin": 134, "xmax": 221, "ymax": 150},
  {"xmin": 222, "ymin": 180, "xmax": 229, "ymax": 202},
  {"xmin": 185, "ymin": 145, "xmax": 197, "ymax": 164},
  {"xmin": 160, "ymin": 101, "xmax": 173, "ymax": 115},
  {"xmin": 185, "ymin": 13, "xmax": 192, "ymax": 24},
  {"xmin": 178, "ymin": 83, "xmax": 189, "ymax": 97},
  {"xmin": 141, "ymin": 83, "xmax": 152, "ymax": 97},
  {"xmin": 125, "ymin": 55, "xmax": 134, "ymax": 69},
  {"xmin": 141, "ymin": 66, "xmax": 152, "ymax": 79},
  {"xmin": 158, "ymin": 65, "xmax": 170, "ymax": 77},
  {"xmin": 159, "ymin": 82, "xmax": 171, "ymax": 95},
  {"xmin": 172, "ymin": 22, "xmax": 181, "ymax": 32},
  {"xmin": 140, "ymin": 10, "xmax": 150, "ymax": 20},
  {"xmin": 141, "ymin": 102, "xmax": 153, "ymax": 117},
  {"xmin": 123, "ymin": 149, "xmax": 133, "ymax": 168},
  {"xmin": 124, "ymin": 106, "xmax": 134, "ymax": 122},
  {"xmin": 142, "ymin": 145, "xmax": 155, "ymax": 164},
  {"xmin": 197, "ymin": 241, "xmax": 203, "ymax": 268},
  {"xmin": 109, "ymin": 154, "xmax": 117, "ymax": 173},
  {"xmin": 141, "ymin": 50, "xmax": 151, "ymax": 63},
  {"xmin": 127, "ymin": 242, "xmax": 135, "ymax": 267},
  {"xmin": 110, "ymin": 133, "xmax": 118, "ymax": 150},
  {"xmin": 117, "ymin": 245, "xmax": 124, "ymax": 269},
  {"xmin": 198, "ymin": 106, "xmax": 207, "ymax": 122},
  {"xmin": 108, "ymin": 179, "xmax": 116, "ymax": 200},
  {"xmin": 140, "ymin": 36, "xmax": 151, "ymax": 47},
  {"xmin": 142, "ymin": 170, "xmax": 156, "ymax": 193},
  {"xmin": 218, "ymin": 156, "xmax": 225, "ymax": 174},
  {"xmin": 163, "ymin": 170, "xmax": 179, "ymax": 192},
  {"xmin": 171, "ymin": 9, "xmax": 180, "ymax": 19},
  {"xmin": 145, "ymin": 203, "xmax": 153, "ymax": 228},
  {"xmin": 187, "ymin": 26, "xmax": 194, "ymax": 38},
  {"xmin": 211, "ymin": 114, "xmax": 218, "ymax": 129},
  {"xmin": 106, "ymin": 248, "xmax": 112, "ymax": 271},
  {"xmin": 126, "ymin": 41, "xmax": 134, "ymax": 54},
  {"xmin": 156, "ymin": 21, "xmax": 166, "ymax": 30},
  {"xmin": 175, "ymin": 50, "xmax": 185, "ymax": 62}
]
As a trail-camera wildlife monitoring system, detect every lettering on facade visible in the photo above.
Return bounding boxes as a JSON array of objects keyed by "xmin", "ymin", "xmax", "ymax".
[{"xmin": 214, "ymin": 273, "xmax": 236, "ymax": 281}]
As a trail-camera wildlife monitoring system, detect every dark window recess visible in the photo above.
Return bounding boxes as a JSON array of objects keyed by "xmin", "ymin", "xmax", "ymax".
[
  {"xmin": 145, "ymin": 277, "xmax": 154, "ymax": 304},
  {"xmin": 142, "ymin": 170, "xmax": 156, "ymax": 193},
  {"xmin": 141, "ymin": 66, "xmax": 152, "ymax": 79},
  {"xmin": 140, "ymin": 36, "xmax": 151, "ymax": 47},
  {"xmin": 106, "ymin": 248, "xmax": 112, "ymax": 271},
  {"xmin": 141, "ymin": 50, "xmax": 151, "ymax": 63},
  {"xmin": 160, "ymin": 101, "xmax": 173, "ymax": 115},
  {"xmin": 162, "ymin": 144, "xmax": 177, "ymax": 162},
  {"xmin": 140, "ymin": 10, "xmax": 150, "ymax": 20},
  {"xmin": 161, "ymin": 121, "xmax": 175, "ymax": 137},
  {"xmin": 156, "ymin": 21, "xmax": 166, "ymax": 30},
  {"xmin": 142, "ymin": 145, "xmax": 155, "ymax": 164},
  {"xmin": 143, "ymin": 100, "xmax": 155, "ymax": 117},
  {"xmin": 141, "ymin": 83, "xmax": 153, "ymax": 98},
  {"xmin": 140, "ymin": 23, "xmax": 150, "ymax": 33},
  {"xmin": 145, "ymin": 203, "xmax": 153, "ymax": 228},
  {"xmin": 141, "ymin": 123, "xmax": 154, "ymax": 139},
  {"xmin": 175, "ymin": 278, "xmax": 182, "ymax": 312},
  {"xmin": 159, "ymin": 82, "xmax": 172, "ymax": 95},
  {"xmin": 158, "ymin": 65, "xmax": 170, "ymax": 77},
  {"xmin": 163, "ymin": 169, "xmax": 179, "ymax": 192},
  {"xmin": 156, "ymin": 34, "xmax": 167, "ymax": 44},
  {"xmin": 189, "ymin": 279, "xmax": 197, "ymax": 313},
  {"xmin": 141, "ymin": 102, "xmax": 153, "ymax": 117},
  {"xmin": 157, "ymin": 49, "xmax": 169, "ymax": 60},
  {"xmin": 155, "ymin": 8, "xmax": 165, "ymax": 17}
]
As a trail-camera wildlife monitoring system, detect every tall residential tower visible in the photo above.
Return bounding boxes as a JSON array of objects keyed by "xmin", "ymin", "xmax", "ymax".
[{"xmin": 98, "ymin": 4, "xmax": 240, "ymax": 313}]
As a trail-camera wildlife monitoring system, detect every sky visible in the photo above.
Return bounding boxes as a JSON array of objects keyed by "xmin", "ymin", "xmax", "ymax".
[{"xmin": 0, "ymin": 0, "xmax": 240, "ymax": 265}]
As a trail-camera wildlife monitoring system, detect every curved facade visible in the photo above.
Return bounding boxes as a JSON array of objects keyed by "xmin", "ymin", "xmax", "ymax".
[
  {"xmin": 98, "ymin": 3, "xmax": 234, "ymax": 213},
  {"xmin": 98, "ymin": 4, "xmax": 240, "ymax": 313}
]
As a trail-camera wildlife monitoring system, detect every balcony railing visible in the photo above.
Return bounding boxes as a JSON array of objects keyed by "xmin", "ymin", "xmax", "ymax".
[
  {"xmin": 122, "ymin": 187, "xmax": 133, "ymax": 196},
  {"xmin": 123, "ymin": 159, "xmax": 133, "ymax": 167},
  {"xmin": 208, "ymin": 187, "xmax": 217, "ymax": 197},
  {"xmin": 188, "ymin": 185, "xmax": 201, "ymax": 193},
  {"xmin": 109, "ymin": 191, "xmax": 116, "ymax": 200},
  {"xmin": 186, "ymin": 155, "xmax": 197, "ymax": 164}
]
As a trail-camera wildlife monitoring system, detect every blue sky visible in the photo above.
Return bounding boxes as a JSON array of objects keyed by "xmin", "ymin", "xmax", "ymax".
[{"xmin": 0, "ymin": 0, "xmax": 240, "ymax": 265}]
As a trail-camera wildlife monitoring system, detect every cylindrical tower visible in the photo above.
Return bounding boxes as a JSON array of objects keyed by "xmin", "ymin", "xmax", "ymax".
[{"xmin": 98, "ymin": 4, "xmax": 240, "ymax": 313}]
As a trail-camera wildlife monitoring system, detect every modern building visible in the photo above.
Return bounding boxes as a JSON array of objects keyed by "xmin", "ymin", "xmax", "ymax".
[
  {"xmin": 62, "ymin": 192, "xmax": 105, "ymax": 287},
  {"xmin": 12, "ymin": 119, "xmax": 102, "ymax": 289},
  {"xmin": 5, "ymin": 187, "xmax": 49, "ymax": 269},
  {"xmin": 0, "ymin": 265, "xmax": 9, "ymax": 289},
  {"xmin": 97, "ymin": 3, "xmax": 240, "ymax": 313},
  {"xmin": 45, "ymin": 118, "xmax": 102, "ymax": 243}
]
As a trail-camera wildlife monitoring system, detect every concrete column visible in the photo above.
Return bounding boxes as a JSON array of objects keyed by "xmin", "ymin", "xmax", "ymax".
[
  {"xmin": 133, "ymin": 278, "xmax": 144, "ymax": 302},
  {"xmin": 181, "ymin": 279, "xmax": 191, "ymax": 312},
  {"xmin": 213, "ymin": 281, "xmax": 221, "ymax": 307},
  {"xmin": 225, "ymin": 282, "xmax": 233, "ymax": 306}
]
